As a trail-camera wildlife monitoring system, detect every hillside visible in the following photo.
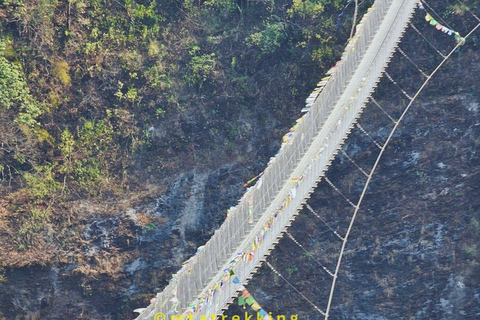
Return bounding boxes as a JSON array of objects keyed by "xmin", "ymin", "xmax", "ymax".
[{"xmin": 0, "ymin": 0, "xmax": 479, "ymax": 319}]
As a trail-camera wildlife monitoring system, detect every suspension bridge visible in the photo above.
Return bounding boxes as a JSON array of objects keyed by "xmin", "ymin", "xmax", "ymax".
[{"xmin": 135, "ymin": 0, "xmax": 480, "ymax": 319}]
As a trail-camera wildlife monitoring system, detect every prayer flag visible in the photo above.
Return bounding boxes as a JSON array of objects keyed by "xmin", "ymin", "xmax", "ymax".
[
  {"xmin": 246, "ymin": 296, "xmax": 255, "ymax": 305},
  {"xmin": 252, "ymin": 302, "xmax": 261, "ymax": 311},
  {"xmin": 238, "ymin": 297, "xmax": 245, "ymax": 306}
]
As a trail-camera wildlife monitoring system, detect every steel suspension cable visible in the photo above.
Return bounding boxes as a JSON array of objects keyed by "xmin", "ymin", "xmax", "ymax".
[
  {"xmin": 385, "ymin": 71, "xmax": 413, "ymax": 100},
  {"xmin": 397, "ymin": 47, "xmax": 430, "ymax": 78},
  {"xmin": 306, "ymin": 204, "xmax": 345, "ymax": 241},
  {"xmin": 324, "ymin": 177, "xmax": 358, "ymax": 209},
  {"xmin": 455, "ymin": 0, "xmax": 480, "ymax": 23},
  {"xmin": 266, "ymin": 261, "xmax": 326, "ymax": 316},
  {"xmin": 356, "ymin": 123, "xmax": 383, "ymax": 149},
  {"xmin": 370, "ymin": 97, "xmax": 397, "ymax": 123},
  {"xmin": 350, "ymin": 0, "xmax": 359, "ymax": 40},
  {"xmin": 324, "ymin": 21, "xmax": 480, "ymax": 319},
  {"xmin": 410, "ymin": 23, "xmax": 447, "ymax": 58},
  {"xmin": 286, "ymin": 231, "xmax": 335, "ymax": 277},
  {"xmin": 340, "ymin": 149, "xmax": 370, "ymax": 178},
  {"xmin": 421, "ymin": 0, "xmax": 454, "ymax": 29}
]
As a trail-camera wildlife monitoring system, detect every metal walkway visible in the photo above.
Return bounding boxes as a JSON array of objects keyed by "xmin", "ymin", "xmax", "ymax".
[{"xmin": 135, "ymin": 0, "xmax": 419, "ymax": 318}]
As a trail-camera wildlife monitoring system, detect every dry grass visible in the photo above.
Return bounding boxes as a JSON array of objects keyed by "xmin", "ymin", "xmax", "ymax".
[
  {"xmin": 0, "ymin": 181, "xmax": 164, "ymax": 271},
  {"xmin": 73, "ymin": 251, "xmax": 128, "ymax": 281}
]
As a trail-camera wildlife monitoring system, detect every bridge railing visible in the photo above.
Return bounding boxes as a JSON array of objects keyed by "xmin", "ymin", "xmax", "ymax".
[{"xmin": 136, "ymin": 0, "xmax": 418, "ymax": 318}]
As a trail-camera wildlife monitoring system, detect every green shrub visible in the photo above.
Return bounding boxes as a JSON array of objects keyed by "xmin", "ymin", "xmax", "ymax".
[
  {"xmin": 288, "ymin": 0, "xmax": 325, "ymax": 19},
  {"xmin": 23, "ymin": 164, "xmax": 61, "ymax": 200},
  {"xmin": 247, "ymin": 22, "xmax": 287, "ymax": 54},
  {"xmin": 186, "ymin": 52, "xmax": 217, "ymax": 87},
  {"xmin": 0, "ymin": 39, "xmax": 44, "ymax": 127}
]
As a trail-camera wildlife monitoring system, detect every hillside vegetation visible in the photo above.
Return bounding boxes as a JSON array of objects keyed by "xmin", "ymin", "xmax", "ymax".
[
  {"xmin": 0, "ymin": 0, "xmax": 360, "ymax": 268},
  {"xmin": 0, "ymin": 0, "xmax": 479, "ymax": 319}
]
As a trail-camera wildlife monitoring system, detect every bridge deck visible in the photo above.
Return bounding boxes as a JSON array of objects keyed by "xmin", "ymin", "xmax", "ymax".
[{"xmin": 136, "ymin": 0, "xmax": 418, "ymax": 319}]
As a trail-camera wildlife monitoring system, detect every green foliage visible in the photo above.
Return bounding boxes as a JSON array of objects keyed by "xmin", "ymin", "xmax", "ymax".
[
  {"xmin": 119, "ymin": 49, "xmax": 144, "ymax": 73},
  {"xmin": 72, "ymin": 157, "xmax": 102, "ymax": 189},
  {"xmin": 145, "ymin": 222, "xmax": 157, "ymax": 230},
  {"xmin": 302, "ymin": 252, "xmax": 313, "ymax": 260},
  {"xmin": 2, "ymin": 38, "xmax": 16, "ymax": 58},
  {"xmin": 23, "ymin": 164, "xmax": 61, "ymax": 200},
  {"xmin": 203, "ymin": 0, "xmax": 237, "ymax": 13},
  {"xmin": 247, "ymin": 22, "xmax": 287, "ymax": 54},
  {"xmin": 0, "ymin": 39, "xmax": 44, "ymax": 127},
  {"xmin": 17, "ymin": 205, "xmax": 53, "ymax": 247},
  {"xmin": 286, "ymin": 265, "xmax": 299, "ymax": 276},
  {"xmin": 312, "ymin": 45, "xmax": 334, "ymax": 62},
  {"xmin": 186, "ymin": 51, "xmax": 217, "ymax": 87},
  {"xmin": 60, "ymin": 129, "xmax": 75, "ymax": 159},
  {"xmin": 64, "ymin": 119, "xmax": 118, "ymax": 192},
  {"xmin": 447, "ymin": 2, "xmax": 480, "ymax": 16},
  {"xmin": 124, "ymin": 0, "xmax": 159, "ymax": 21},
  {"xmin": 5, "ymin": 0, "xmax": 58, "ymax": 49},
  {"xmin": 125, "ymin": 87, "xmax": 138, "ymax": 102},
  {"xmin": 155, "ymin": 107, "xmax": 165, "ymax": 118},
  {"xmin": 465, "ymin": 245, "xmax": 477, "ymax": 257},
  {"xmin": 57, "ymin": 119, "xmax": 120, "ymax": 194},
  {"xmin": 1, "ymin": 0, "xmax": 27, "ymax": 8},
  {"xmin": 145, "ymin": 64, "xmax": 174, "ymax": 90},
  {"xmin": 288, "ymin": 0, "xmax": 325, "ymax": 19},
  {"xmin": 77, "ymin": 120, "xmax": 115, "ymax": 157},
  {"xmin": 35, "ymin": 127, "xmax": 55, "ymax": 145},
  {"xmin": 59, "ymin": 128, "xmax": 76, "ymax": 176},
  {"xmin": 148, "ymin": 40, "xmax": 161, "ymax": 56},
  {"xmin": 1, "ymin": 0, "xmax": 443, "ymax": 271}
]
